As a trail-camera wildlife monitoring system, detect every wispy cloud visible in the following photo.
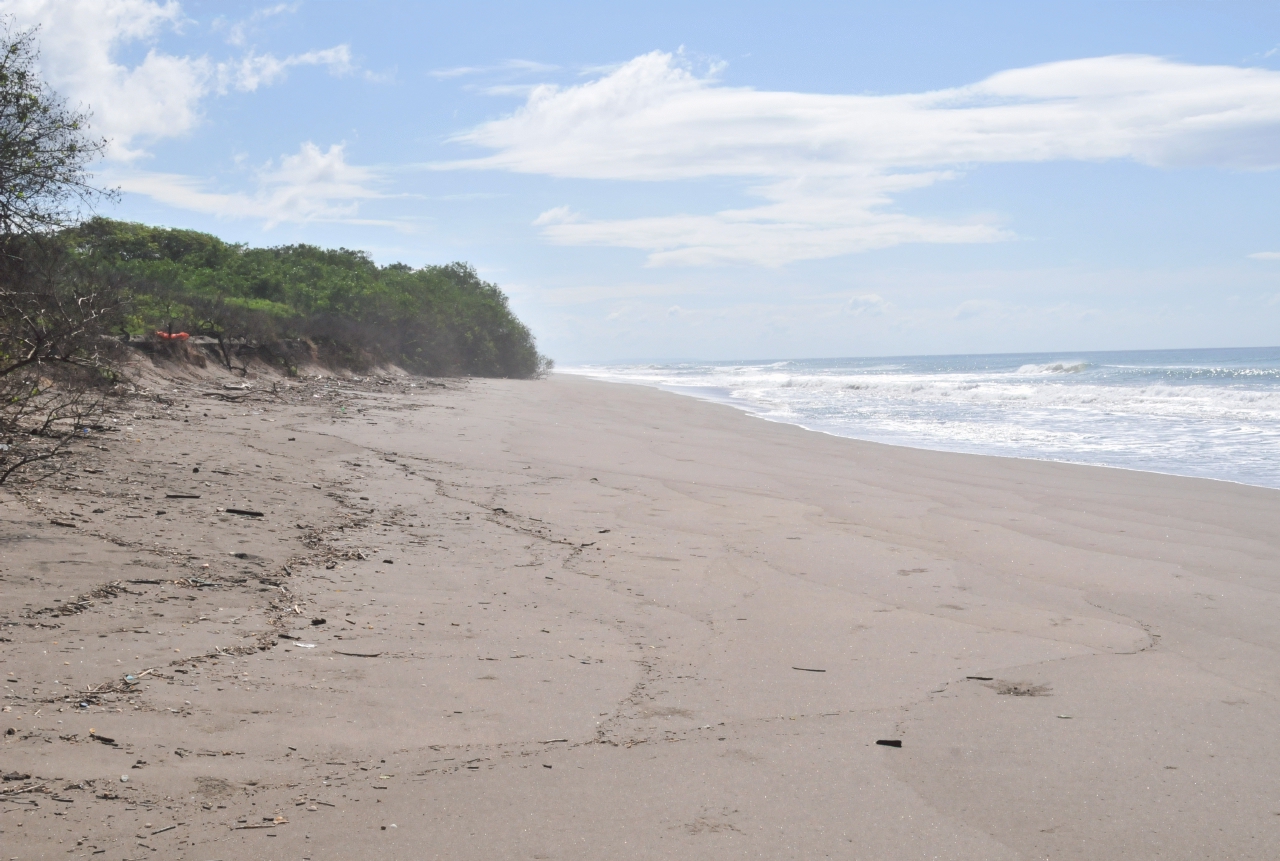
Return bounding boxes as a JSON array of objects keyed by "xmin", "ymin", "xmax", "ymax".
[
  {"xmin": 845, "ymin": 294, "xmax": 891, "ymax": 316},
  {"xmin": 1248, "ymin": 251, "xmax": 1280, "ymax": 260},
  {"xmin": 530, "ymin": 182, "xmax": 1004, "ymax": 267},
  {"xmin": 218, "ymin": 2, "xmax": 300, "ymax": 47},
  {"xmin": 429, "ymin": 59, "xmax": 558, "ymax": 80},
  {"xmin": 217, "ymin": 45, "xmax": 353, "ymax": 92},
  {"xmin": 440, "ymin": 51, "xmax": 1280, "ymax": 266},
  {"xmin": 113, "ymin": 142, "xmax": 392, "ymax": 227}
]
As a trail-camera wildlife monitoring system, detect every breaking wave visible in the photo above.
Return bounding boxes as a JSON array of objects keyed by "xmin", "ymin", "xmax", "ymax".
[
  {"xmin": 1015, "ymin": 361, "xmax": 1090, "ymax": 374},
  {"xmin": 564, "ymin": 347, "xmax": 1280, "ymax": 489}
]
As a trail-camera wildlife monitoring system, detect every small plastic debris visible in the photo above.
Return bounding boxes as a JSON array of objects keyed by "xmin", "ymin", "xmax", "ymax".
[{"xmin": 875, "ymin": 739, "xmax": 902, "ymax": 748}]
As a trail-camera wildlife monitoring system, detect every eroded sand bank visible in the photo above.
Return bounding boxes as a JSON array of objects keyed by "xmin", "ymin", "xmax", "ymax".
[{"xmin": 3, "ymin": 372, "xmax": 1279, "ymax": 859}]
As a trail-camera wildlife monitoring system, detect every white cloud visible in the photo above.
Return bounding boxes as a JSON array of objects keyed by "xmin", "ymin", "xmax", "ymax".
[
  {"xmin": 535, "ymin": 173, "xmax": 1004, "ymax": 267},
  {"xmin": 532, "ymin": 205, "xmax": 578, "ymax": 226},
  {"xmin": 218, "ymin": 45, "xmax": 353, "ymax": 92},
  {"xmin": 1249, "ymin": 251, "xmax": 1280, "ymax": 260},
  {"xmin": 220, "ymin": 2, "xmax": 299, "ymax": 47},
  {"xmin": 428, "ymin": 59, "xmax": 558, "ymax": 80},
  {"xmin": 2, "ymin": 0, "xmax": 353, "ymax": 157},
  {"xmin": 845, "ymin": 294, "xmax": 891, "ymax": 316},
  {"xmin": 3, "ymin": 0, "xmax": 203, "ymax": 157},
  {"xmin": 443, "ymin": 51, "xmax": 1280, "ymax": 266},
  {"xmin": 113, "ymin": 142, "xmax": 390, "ymax": 227}
]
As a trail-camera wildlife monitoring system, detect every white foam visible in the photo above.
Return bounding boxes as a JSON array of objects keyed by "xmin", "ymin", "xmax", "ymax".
[
  {"xmin": 561, "ymin": 351, "xmax": 1280, "ymax": 488},
  {"xmin": 1015, "ymin": 361, "xmax": 1090, "ymax": 374}
]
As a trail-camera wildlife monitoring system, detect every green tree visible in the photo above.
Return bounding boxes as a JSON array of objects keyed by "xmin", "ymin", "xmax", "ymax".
[{"xmin": 68, "ymin": 218, "xmax": 552, "ymax": 379}]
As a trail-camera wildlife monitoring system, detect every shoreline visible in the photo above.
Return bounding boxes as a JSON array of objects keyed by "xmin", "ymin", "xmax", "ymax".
[
  {"xmin": 558, "ymin": 365, "xmax": 1280, "ymax": 491},
  {"xmin": 4, "ymin": 371, "xmax": 1280, "ymax": 859}
]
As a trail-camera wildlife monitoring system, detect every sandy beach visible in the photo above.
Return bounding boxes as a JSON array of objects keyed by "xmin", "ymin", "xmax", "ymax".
[{"xmin": 3, "ymin": 368, "xmax": 1280, "ymax": 860}]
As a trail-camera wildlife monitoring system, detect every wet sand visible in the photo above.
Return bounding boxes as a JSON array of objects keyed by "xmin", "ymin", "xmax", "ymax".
[{"xmin": 3, "ymin": 370, "xmax": 1280, "ymax": 860}]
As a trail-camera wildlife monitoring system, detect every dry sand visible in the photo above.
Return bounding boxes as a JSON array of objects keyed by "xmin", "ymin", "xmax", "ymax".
[{"xmin": 3, "ymin": 369, "xmax": 1280, "ymax": 860}]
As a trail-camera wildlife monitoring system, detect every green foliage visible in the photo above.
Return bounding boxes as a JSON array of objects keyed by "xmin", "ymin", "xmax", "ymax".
[{"xmin": 65, "ymin": 218, "xmax": 551, "ymax": 378}]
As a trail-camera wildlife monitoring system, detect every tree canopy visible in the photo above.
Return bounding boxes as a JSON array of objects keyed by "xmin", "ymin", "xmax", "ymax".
[{"xmin": 67, "ymin": 217, "xmax": 551, "ymax": 379}]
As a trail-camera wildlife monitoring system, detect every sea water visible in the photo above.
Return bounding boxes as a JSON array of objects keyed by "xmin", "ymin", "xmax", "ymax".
[{"xmin": 564, "ymin": 346, "xmax": 1280, "ymax": 490}]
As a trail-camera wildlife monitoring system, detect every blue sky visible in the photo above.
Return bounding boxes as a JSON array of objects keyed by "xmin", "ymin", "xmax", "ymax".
[{"xmin": 7, "ymin": 0, "xmax": 1280, "ymax": 363}]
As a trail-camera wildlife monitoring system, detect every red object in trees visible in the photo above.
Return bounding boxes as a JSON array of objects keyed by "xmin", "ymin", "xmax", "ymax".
[{"xmin": 155, "ymin": 331, "xmax": 190, "ymax": 341}]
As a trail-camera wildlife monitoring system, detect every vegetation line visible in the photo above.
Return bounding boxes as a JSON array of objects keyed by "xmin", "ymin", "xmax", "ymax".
[
  {"xmin": 0, "ymin": 17, "xmax": 550, "ymax": 486},
  {"xmin": 70, "ymin": 217, "xmax": 553, "ymax": 380}
]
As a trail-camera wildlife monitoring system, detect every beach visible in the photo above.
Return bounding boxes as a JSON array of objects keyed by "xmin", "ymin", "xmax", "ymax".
[{"xmin": 4, "ymin": 370, "xmax": 1280, "ymax": 859}]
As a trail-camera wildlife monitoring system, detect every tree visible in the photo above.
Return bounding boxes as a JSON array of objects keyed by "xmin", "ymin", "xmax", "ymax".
[
  {"xmin": 0, "ymin": 21, "xmax": 111, "ymax": 235},
  {"xmin": 0, "ymin": 239, "xmax": 127, "ymax": 483},
  {"xmin": 0, "ymin": 19, "xmax": 119, "ymax": 484}
]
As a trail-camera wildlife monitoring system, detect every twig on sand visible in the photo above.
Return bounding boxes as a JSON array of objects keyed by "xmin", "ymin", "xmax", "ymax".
[
  {"xmin": 0, "ymin": 782, "xmax": 47, "ymax": 796},
  {"xmin": 233, "ymin": 816, "xmax": 288, "ymax": 830}
]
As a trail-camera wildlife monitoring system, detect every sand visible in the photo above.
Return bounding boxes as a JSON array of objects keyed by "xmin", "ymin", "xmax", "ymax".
[{"xmin": 3, "ymin": 369, "xmax": 1280, "ymax": 860}]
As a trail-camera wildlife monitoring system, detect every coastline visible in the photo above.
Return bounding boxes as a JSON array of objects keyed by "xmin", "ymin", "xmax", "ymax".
[
  {"xmin": 560, "ymin": 345, "xmax": 1280, "ymax": 491},
  {"xmin": 4, "ymin": 371, "xmax": 1280, "ymax": 859},
  {"xmin": 565, "ymin": 371, "xmax": 1280, "ymax": 493}
]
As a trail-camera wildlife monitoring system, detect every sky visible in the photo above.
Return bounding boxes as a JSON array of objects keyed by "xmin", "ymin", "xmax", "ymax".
[{"xmin": 4, "ymin": 0, "xmax": 1280, "ymax": 364}]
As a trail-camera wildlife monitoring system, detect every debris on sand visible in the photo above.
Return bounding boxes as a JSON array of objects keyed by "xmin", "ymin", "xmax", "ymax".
[{"xmin": 993, "ymin": 681, "xmax": 1052, "ymax": 697}]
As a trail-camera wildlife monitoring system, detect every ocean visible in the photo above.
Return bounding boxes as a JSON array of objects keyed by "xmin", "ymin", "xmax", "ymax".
[{"xmin": 563, "ymin": 346, "xmax": 1280, "ymax": 490}]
